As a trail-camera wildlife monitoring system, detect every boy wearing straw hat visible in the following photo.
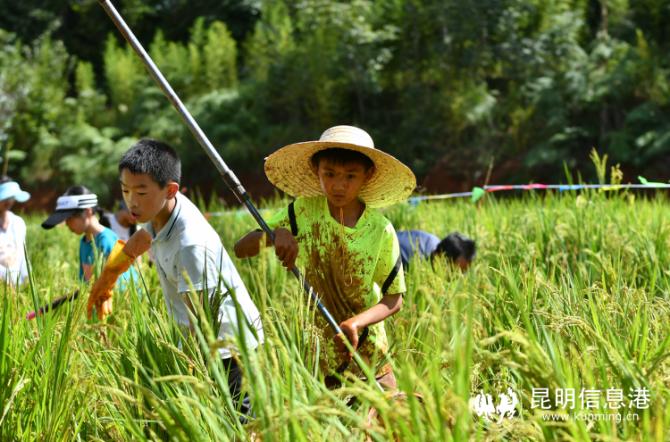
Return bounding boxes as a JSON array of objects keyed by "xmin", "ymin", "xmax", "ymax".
[{"xmin": 235, "ymin": 125, "xmax": 415, "ymax": 389}]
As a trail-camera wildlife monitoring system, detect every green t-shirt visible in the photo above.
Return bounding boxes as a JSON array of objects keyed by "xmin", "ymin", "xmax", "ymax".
[{"xmin": 267, "ymin": 196, "xmax": 406, "ymax": 378}]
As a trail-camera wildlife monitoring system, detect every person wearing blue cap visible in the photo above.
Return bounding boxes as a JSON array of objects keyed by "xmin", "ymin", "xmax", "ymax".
[{"xmin": 0, "ymin": 176, "xmax": 30, "ymax": 286}]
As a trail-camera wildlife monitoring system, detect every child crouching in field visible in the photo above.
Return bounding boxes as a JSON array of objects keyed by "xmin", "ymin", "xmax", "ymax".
[
  {"xmin": 397, "ymin": 230, "xmax": 476, "ymax": 272},
  {"xmin": 86, "ymin": 139, "xmax": 264, "ymax": 420},
  {"xmin": 42, "ymin": 185, "xmax": 138, "ymax": 292},
  {"xmin": 235, "ymin": 125, "xmax": 415, "ymax": 389},
  {"xmin": 0, "ymin": 176, "xmax": 31, "ymax": 286}
]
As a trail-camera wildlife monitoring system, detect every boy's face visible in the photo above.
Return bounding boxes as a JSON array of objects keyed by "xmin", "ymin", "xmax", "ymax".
[
  {"xmin": 454, "ymin": 256, "xmax": 471, "ymax": 271},
  {"xmin": 120, "ymin": 169, "xmax": 178, "ymax": 224},
  {"xmin": 314, "ymin": 159, "xmax": 374, "ymax": 208},
  {"xmin": 433, "ymin": 255, "xmax": 471, "ymax": 275},
  {"xmin": 0, "ymin": 198, "xmax": 14, "ymax": 214},
  {"xmin": 65, "ymin": 211, "xmax": 88, "ymax": 235}
]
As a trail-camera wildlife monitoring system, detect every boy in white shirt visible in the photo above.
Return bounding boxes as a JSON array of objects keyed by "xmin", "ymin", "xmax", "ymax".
[{"xmin": 87, "ymin": 139, "xmax": 264, "ymax": 420}]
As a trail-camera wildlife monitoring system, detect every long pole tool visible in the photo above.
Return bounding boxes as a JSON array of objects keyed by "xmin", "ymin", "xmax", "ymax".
[
  {"xmin": 97, "ymin": 0, "xmax": 382, "ymax": 391},
  {"xmin": 26, "ymin": 290, "xmax": 80, "ymax": 320}
]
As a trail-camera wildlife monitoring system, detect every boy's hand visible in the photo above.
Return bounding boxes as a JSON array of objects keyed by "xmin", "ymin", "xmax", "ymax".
[
  {"xmin": 87, "ymin": 274, "xmax": 116, "ymax": 321},
  {"xmin": 335, "ymin": 317, "xmax": 360, "ymax": 361},
  {"xmin": 86, "ymin": 240, "xmax": 135, "ymax": 321},
  {"xmin": 273, "ymin": 227, "xmax": 298, "ymax": 269},
  {"xmin": 94, "ymin": 297, "xmax": 114, "ymax": 320}
]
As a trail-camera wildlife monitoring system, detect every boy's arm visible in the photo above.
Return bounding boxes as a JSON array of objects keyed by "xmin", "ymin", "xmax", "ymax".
[
  {"xmin": 181, "ymin": 290, "xmax": 204, "ymax": 334},
  {"xmin": 336, "ymin": 293, "xmax": 403, "ymax": 357},
  {"xmin": 86, "ymin": 230, "xmax": 121, "ymax": 282},
  {"xmin": 124, "ymin": 228, "xmax": 153, "ymax": 258},
  {"xmin": 235, "ymin": 228, "xmax": 299, "ymax": 269},
  {"xmin": 82, "ymin": 264, "xmax": 94, "ymax": 282},
  {"xmin": 235, "ymin": 203, "xmax": 298, "ymax": 269},
  {"xmin": 234, "ymin": 230, "xmax": 272, "ymax": 258},
  {"xmin": 87, "ymin": 229, "xmax": 152, "ymax": 320}
]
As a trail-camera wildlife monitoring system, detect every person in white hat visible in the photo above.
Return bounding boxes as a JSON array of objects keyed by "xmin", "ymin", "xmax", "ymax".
[
  {"xmin": 41, "ymin": 185, "xmax": 139, "ymax": 290},
  {"xmin": 0, "ymin": 176, "xmax": 31, "ymax": 286},
  {"xmin": 235, "ymin": 125, "xmax": 416, "ymax": 389}
]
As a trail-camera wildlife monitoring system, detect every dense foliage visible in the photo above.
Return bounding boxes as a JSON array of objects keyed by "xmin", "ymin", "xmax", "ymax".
[{"xmin": 0, "ymin": 0, "xmax": 669, "ymax": 202}]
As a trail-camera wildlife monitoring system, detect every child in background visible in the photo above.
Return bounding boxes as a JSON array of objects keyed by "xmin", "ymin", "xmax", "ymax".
[
  {"xmin": 41, "ymin": 186, "xmax": 137, "ymax": 289},
  {"xmin": 397, "ymin": 230, "xmax": 476, "ymax": 271},
  {"xmin": 0, "ymin": 176, "xmax": 31, "ymax": 286},
  {"xmin": 104, "ymin": 201, "xmax": 137, "ymax": 242}
]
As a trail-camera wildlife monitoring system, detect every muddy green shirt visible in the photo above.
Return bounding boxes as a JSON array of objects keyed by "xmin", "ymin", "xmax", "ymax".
[{"xmin": 267, "ymin": 196, "xmax": 405, "ymax": 378}]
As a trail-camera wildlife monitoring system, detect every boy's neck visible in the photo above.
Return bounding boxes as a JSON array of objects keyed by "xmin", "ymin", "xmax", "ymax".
[
  {"xmin": 152, "ymin": 196, "xmax": 177, "ymax": 234},
  {"xmin": 84, "ymin": 217, "xmax": 105, "ymax": 241},
  {"xmin": 326, "ymin": 198, "xmax": 365, "ymax": 228},
  {"xmin": 0, "ymin": 210, "xmax": 9, "ymax": 230}
]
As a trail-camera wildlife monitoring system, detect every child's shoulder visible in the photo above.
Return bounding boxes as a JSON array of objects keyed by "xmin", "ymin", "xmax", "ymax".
[
  {"xmin": 95, "ymin": 227, "xmax": 118, "ymax": 244},
  {"xmin": 175, "ymin": 193, "xmax": 208, "ymax": 226},
  {"xmin": 293, "ymin": 195, "xmax": 324, "ymax": 210},
  {"xmin": 172, "ymin": 193, "xmax": 220, "ymax": 248},
  {"xmin": 364, "ymin": 207, "xmax": 396, "ymax": 233},
  {"xmin": 8, "ymin": 211, "xmax": 26, "ymax": 226},
  {"xmin": 288, "ymin": 196, "xmax": 326, "ymax": 220}
]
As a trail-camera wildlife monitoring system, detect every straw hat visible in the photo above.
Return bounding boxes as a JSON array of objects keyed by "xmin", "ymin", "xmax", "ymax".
[{"xmin": 264, "ymin": 126, "xmax": 416, "ymax": 208}]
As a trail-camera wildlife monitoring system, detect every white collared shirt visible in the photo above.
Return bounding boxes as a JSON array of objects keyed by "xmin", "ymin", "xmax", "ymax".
[
  {"xmin": 0, "ymin": 211, "xmax": 27, "ymax": 285},
  {"xmin": 143, "ymin": 193, "xmax": 263, "ymax": 357}
]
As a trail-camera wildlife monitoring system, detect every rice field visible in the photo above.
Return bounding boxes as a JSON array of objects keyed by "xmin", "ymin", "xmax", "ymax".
[{"xmin": 2, "ymin": 189, "xmax": 669, "ymax": 441}]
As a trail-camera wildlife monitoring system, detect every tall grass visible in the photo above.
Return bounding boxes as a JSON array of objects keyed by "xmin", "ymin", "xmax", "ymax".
[{"xmin": 1, "ymin": 190, "xmax": 668, "ymax": 440}]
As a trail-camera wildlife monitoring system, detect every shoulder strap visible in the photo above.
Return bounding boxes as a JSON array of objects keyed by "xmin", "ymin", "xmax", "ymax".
[
  {"xmin": 288, "ymin": 201, "xmax": 298, "ymax": 236},
  {"xmin": 382, "ymin": 255, "xmax": 402, "ymax": 294}
]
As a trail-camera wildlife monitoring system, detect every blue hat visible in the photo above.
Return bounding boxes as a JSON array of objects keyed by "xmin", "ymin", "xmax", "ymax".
[{"xmin": 0, "ymin": 181, "xmax": 30, "ymax": 203}]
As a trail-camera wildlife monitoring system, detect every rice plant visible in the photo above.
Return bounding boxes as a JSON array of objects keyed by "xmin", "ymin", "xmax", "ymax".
[{"xmin": 1, "ymin": 189, "xmax": 668, "ymax": 441}]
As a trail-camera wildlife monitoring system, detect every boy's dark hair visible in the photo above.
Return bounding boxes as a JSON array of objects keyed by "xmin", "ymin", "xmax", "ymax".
[
  {"xmin": 311, "ymin": 148, "xmax": 374, "ymax": 171},
  {"xmin": 431, "ymin": 232, "xmax": 476, "ymax": 262},
  {"xmin": 119, "ymin": 139, "xmax": 181, "ymax": 187},
  {"xmin": 64, "ymin": 185, "xmax": 110, "ymax": 228}
]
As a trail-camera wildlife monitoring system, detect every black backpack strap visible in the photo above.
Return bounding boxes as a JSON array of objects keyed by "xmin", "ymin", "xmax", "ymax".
[
  {"xmin": 288, "ymin": 201, "xmax": 298, "ymax": 236},
  {"xmin": 381, "ymin": 255, "xmax": 402, "ymax": 294}
]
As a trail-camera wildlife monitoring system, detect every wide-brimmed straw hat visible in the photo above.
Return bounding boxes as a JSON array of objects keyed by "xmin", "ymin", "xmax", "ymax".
[{"xmin": 264, "ymin": 126, "xmax": 416, "ymax": 208}]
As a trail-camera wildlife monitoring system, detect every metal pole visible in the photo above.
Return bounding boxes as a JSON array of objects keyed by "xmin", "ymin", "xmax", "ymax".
[{"xmin": 97, "ymin": 0, "xmax": 381, "ymax": 390}]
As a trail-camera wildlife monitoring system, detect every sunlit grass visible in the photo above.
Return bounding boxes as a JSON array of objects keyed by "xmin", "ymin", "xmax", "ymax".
[{"xmin": 1, "ymin": 190, "xmax": 668, "ymax": 440}]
